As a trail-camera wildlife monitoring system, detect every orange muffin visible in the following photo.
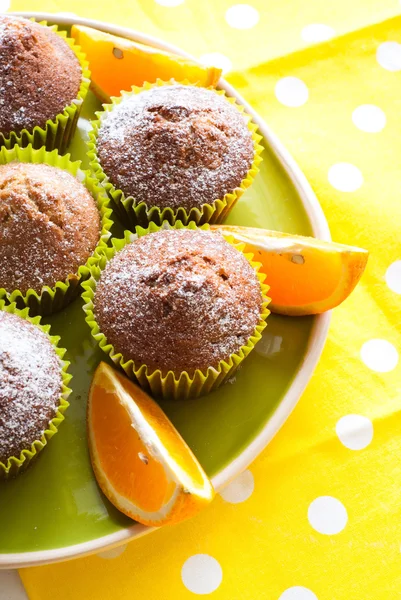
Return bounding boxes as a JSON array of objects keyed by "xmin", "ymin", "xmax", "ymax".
[
  {"xmin": 96, "ymin": 85, "xmax": 255, "ymax": 213},
  {"xmin": 0, "ymin": 311, "xmax": 62, "ymax": 464},
  {"xmin": 0, "ymin": 162, "xmax": 100, "ymax": 295},
  {"xmin": 0, "ymin": 16, "xmax": 82, "ymax": 138},
  {"xmin": 93, "ymin": 228, "xmax": 263, "ymax": 374}
]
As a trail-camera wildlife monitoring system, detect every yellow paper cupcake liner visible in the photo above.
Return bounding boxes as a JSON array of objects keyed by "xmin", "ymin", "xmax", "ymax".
[
  {"xmin": 0, "ymin": 144, "xmax": 114, "ymax": 316},
  {"xmin": 0, "ymin": 20, "xmax": 90, "ymax": 154},
  {"xmin": 82, "ymin": 221, "xmax": 270, "ymax": 400},
  {"xmin": 0, "ymin": 301, "xmax": 72, "ymax": 479},
  {"xmin": 87, "ymin": 79, "xmax": 263, "ymax": 229}
]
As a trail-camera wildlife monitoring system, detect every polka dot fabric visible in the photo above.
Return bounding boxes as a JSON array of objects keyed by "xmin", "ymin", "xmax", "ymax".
[{"xmin": 17, "ymin": 1, "xmax": 401, "ymax": 599}]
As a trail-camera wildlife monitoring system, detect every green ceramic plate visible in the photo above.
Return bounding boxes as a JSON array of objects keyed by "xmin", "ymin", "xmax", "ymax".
[{"xmin": 0, "ymin": 14, "xmax": 331, "ymax": 568}]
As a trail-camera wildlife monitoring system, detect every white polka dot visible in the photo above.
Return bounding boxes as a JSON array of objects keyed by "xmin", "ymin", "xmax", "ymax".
[
  {"xmin": 97, "ymin": 544, "xmax": 127, "ymax": 559},
  {"xmin": 199, "ymin": 53, "xmax": 232, "ymax": 75},
  {"xmin": 181, "ymin": 554, "xmax": 222, "ymax": 595},
  {"xmin": 0, "ymin": 0, "xmax": 10, "ymax": 11},
  {"xmin": 279, "ymin": 587, "xmax": 318, "ymax": 600},
  {"xmin": 275, "ymin": 77, "xmax": 309, "ymax": 107},
  {"xmin": 154, "ymin": 0, "xmax": 184, "ymax": 6},
  {"xmin": 308, "ymin": 496, "xmax": 348, "ymax": 535},
  {"xmin": 336, "ymin": 415, "xmax": 373, "ymax": 450},
  {"xmin": 385, "ymin": 260, "xmax": 401, "ymax": 294},
  {"xmin": 360, "ymin": 339, "xmax": 399, "ymax": 373},
  {"xmin": 220, "ymin": 470, "xmax": 254, "ymax": 503},
  {"xmin": 377, "ymin": 41, "xmax": 401, "ymax": 71},
  {"xmin": 301, "ymin": 24, "xmax": 335, "ymax": 43},
  {"xmin": 352, "ymin": 104, "xmax": 386, "ymax": 133},
  {"xmin": 225, "ymin": 4, "xmax": 260, "ymax": 30},
  {"xmin": 328, "ymin": 162, "xmax": 363, "ymax": 192}
]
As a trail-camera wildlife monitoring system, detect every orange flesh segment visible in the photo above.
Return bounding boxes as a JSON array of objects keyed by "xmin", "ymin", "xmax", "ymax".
[
  {"xmin": 89, "ymin": 363, "xmax": 213, "ymax": 524},
  {"xmin": 91, "ymin": 373, "xmax": 176, "ymax": 513},
  {"xmin": 71, "ymin": 25, "xmax": 222, "ymax": 102},
  {"xmin": 116, "ymin": 373, "xmax": 207, "ymax": 490},
  {"xmin": 244, "ymin": 242, "xmax": 342, "ymax": 306},
  {"xmin": 212, "ymin": 225, "xmax": 368, "ymax": 314}
]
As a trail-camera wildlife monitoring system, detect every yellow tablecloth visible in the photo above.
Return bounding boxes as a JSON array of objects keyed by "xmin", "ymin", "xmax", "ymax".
[{"xmin": 9, "ymin": 0, "xmax": 401, "ymax": 597}]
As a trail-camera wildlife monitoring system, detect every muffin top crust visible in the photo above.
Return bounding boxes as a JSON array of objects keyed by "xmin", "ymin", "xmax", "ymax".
[
  {"xmin": 97, "ymin": 85, "xmax": 254, "ymax": 212},
  {"xmin": 0, "ymin": 16, "xmax": 81, "ymax": 136},
  {"xmin": 94, "ymin": 228, "xmax": 262, "ymax": 374},
  {"xmin": 0, "ymin": 311, "xmax": 62, "ymax": 463},
  {"xmin": 0, "ymin": 162, "xmax": 100, "ymax": 294}
]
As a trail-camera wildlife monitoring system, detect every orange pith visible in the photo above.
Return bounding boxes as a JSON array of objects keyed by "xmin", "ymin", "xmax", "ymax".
[
  {"xmin": 71, "ymin": 25, "xmax": 222, "ymax": 103},
  {"xmin": 88, "ymin": 363, "xmax": 214, "ymax": 526},
  {"xmin": 211, "ymin": 225, "xmax": 368, "ymax": 315}
]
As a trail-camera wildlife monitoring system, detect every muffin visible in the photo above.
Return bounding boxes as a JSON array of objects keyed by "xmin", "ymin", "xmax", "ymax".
[
  {"xmin": 0, "ymin": 16, "xmax": 89, "ymax": 151},
  {"xmin": 0, "ymin": 161, "xmax": 101, "ymax": 309},
  {"xmin": 83, "ymin": 225, "xmax": 269, "ymax": 399},
  {"xmin": 89, "ymin": 82, "xmax": 262, "ymax": 227},
  {"xmin": 0, "ymin": 307, "xmax": 70, "ymax": 477}
]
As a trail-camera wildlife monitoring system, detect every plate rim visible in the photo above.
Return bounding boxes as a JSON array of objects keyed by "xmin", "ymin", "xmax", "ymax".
[{"xmin": 2, "ymin": 12, "xmax": 331, "ymax": 569}]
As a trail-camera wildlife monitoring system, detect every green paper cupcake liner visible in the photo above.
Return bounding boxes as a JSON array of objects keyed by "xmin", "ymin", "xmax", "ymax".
[
  {"xmin": 0, "ymin": 301, "xmax": 72, "ymax": 479},
  {"xmin": 0, "ymin": 20, "xmax": 90, "ymax": 154},
  {"xmin": 0, "ymin": 144, "xmax": 114, "ymax": 316},
  {"xmin": 82, "ymin": 221, "xmax": 270, "ymax": 400},
  {"xmin": 87, "ymin": 79, "xmax": 263, "ymax": 230}
]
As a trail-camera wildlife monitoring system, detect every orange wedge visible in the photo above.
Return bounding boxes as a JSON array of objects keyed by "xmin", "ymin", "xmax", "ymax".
[
  {"xmin": 71, "ymin": 25, "xmax": 222, "ymax": 103},
  {"xmin": 212, "ymin": 225, "xmax": 368, "ymax": 315},
  {"xmin": 88, "ymin": 362, "xmax": 215, "ymax": 526}
]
